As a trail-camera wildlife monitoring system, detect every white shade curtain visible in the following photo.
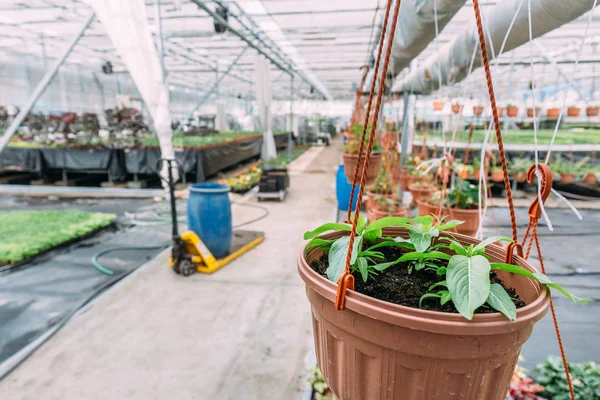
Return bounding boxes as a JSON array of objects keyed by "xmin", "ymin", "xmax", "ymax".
[
  {"xmin": 87, "ymin": 0, "xmax": 177, "ymax": 182},
  {"xmin": 253, "ymin": 54, "xmax": 277, "ymax": 160}
]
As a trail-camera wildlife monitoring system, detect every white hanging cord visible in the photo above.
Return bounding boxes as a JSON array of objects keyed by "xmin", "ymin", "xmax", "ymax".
[
  {"xmin": 473, "ymin": 0, "xmax": 525, "ymax": 238},
  {"xmin": 527, "ymin": 0, "xmax": 554, "ymax": 231},
  {"xmin": 550, "ymin": 188, "xmax": 583, "ymax": 221},
  {"xmin": 545, "ymin": 0, "xmax": 598, "ymax": 163}
]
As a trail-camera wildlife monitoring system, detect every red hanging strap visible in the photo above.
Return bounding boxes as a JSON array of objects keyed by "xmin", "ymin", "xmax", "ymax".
[{"xmin": 336, "ymin": 0, "xmax": 402, "ymax": 311}]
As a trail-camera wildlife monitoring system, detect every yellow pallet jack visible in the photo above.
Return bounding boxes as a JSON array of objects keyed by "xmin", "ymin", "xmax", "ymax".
[{"xmin": 159, "ymin": 159, "xmax": 264, "ymax": 277}]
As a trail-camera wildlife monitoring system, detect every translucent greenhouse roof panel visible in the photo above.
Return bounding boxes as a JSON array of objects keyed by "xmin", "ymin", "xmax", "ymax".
[{"xmin": 255, "ymin": 0, "xmax": 382, "ymax": 100}]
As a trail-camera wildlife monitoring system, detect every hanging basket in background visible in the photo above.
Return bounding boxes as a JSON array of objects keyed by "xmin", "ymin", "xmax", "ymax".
[
  {"xmin": 473, "ymin": 106, "xmax": 484, "ymax": 116},
  {"xmin": 546, "ymin": 108, "xmax": 560, "ymax": 118},
  {"xmin": 433, "ymin": 101, "xmax": 445, "ymax": 111},
  {"xmin": 526, "ymin": 107, "xmax": 541, "ymax": 118},
  {"xmin": 506, "ymin": 106, "xmax": 519, "ymax": 117},
  {"xmin": 586, "ymin": 106, "xmax": 599, "ymax": 117},
  {"xmin": 451, "ymin": 103, "xmax": 463, "ymax": 114},
  {"xmin": 567, "ymin": 106, "xmax": 581, "ymax": 117},
  {"xmin": 343, "ymin": 152, "xmax": 382, "ymax": 186}
]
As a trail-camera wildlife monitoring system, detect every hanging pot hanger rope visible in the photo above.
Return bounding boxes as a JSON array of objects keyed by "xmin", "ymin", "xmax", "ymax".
[
  {"xmin": 345, "ymin": 0, "xmax": 394, "ymax": 224},
  {"xmin": 336, "ymin": 0, "xmax": 402, "ymax": 311}
]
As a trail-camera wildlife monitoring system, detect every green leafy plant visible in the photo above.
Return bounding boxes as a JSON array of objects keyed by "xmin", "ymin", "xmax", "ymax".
[
  {"xmin": 429, "ymin": 179, "xmax": 480, "ymax": 210},
  {"xmin": 418, "ymin": 237, "xmax": 586, "ymax": 320},
  {"xmin": 307, "ymin": 367, "xmax": 332, "ymax": 400},
  {"xmin": 371, "ymin": 169, "xmax": 394, "ymax": 195},
  {"xmin": 304, "ymin": 215, "xmax": 586, "ymax": 321},
  {"xmin": 510, "ymin": 157, "xmax": 533, "ymax": 174},
  {"xmin": 0, "ymin": 210, "xmax": 115, "ymax": 265},
  {"xmin": 535, "ymin": 357, "xmax": 600, "ymax": 400},
  {"xmin": 551, "ymin": 155, "xmax": 590, "ymax": 177}
]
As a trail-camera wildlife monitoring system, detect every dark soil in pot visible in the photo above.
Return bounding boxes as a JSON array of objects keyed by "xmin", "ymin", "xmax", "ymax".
[{"xmin": 310, "ymin": 241, "xmax": 525, "ymax": 315}]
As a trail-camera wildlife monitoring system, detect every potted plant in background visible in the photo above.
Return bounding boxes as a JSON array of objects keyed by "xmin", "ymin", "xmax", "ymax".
[
  {"xmin": 507, "ymin": 104, "xmax": 519, "ymax": 117},
  {"xmin": 527, "ymin": 107, "xmax": 541, "ymax": 118},
  {"xmin": 491, "ymin": 165, "xmax": 505, "ymax": 183},
  {"xmin": 299, "ymin": 215, "xmax": 584, "ymax": 400},
  {"xmin": 473, "ymin": 104, "xmax": 484, "ymax": 116},
  {"xmin": 408, "ymin": 180, "xmax": 437, "ymax": 204},
  {"xmin": 586, "ymin": 104, "xmax": 599, "ymax": 117},
  {"xmin": 367, "ymin": 196, "xmax": 407, "ymax": 221},
  {"xmin": 567, "ymin": 105, "xmax": 581, "ymax": 117},
  {"xmin": 451, "ymin": 102, "xmax": 464, "ymax": 114},
  {"xmin": 454, "ymin": 162, "xmax": 474, "ymax": 180},
  {"xmin": 367, "ymin": 169, "xmax": 395, "ymax": 209},
  {"xmin": 419, "ymin": 179, "xmax": 482, "ymax": 236},
  {"xmin": 551, "ymin": 156, "xmax": 589, "ymax": 184},
  {"xmin": 472, "ymin": 156, "xmax": 483, "ymax": 178},
  {"xmin": 546, "ymin": 107, "xmax": 560, "ymax": 118},
  {"xmin": 584, "ymin": 166, "xmax": 598, "ymax": 185},
  {"xmin": 510, "ymin": 157, "xmax": 532, "ymax": 183},
  {"xmin": 343, "ymin": 125, "xmax": 382, "ymax": 185},
  {"xmin": 497, "ymin": 106, "xmax": 505, "ymax": 117},
  {"xmin": 433, "ymin": 100, "xmax": 445, "ymax": 111}
]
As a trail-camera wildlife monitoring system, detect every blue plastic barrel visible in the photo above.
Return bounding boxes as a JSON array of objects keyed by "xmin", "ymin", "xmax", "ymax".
[
  {"xmin": 187, "ymin": 182, "xmax": 232, "ymax": 258},
  {"xmin": 336, "ymin": 164, "xmax": 360, "ymax": 211}
]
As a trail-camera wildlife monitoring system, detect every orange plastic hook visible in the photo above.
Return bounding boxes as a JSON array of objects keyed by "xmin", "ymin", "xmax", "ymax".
[
  {"xmin": 359, "ymin": 65, "xmax": 370, "ymax": 87},
  {"xmin": 527, "ymin": 163, "xmax": 553, "ymax": 220},
  {"xmin": 334, "ymin": 273, "xmax": 355, "ymax": 311},
  {"xmin": 505, "ymin": 242, "xmax": 524, "ymax": 264}
]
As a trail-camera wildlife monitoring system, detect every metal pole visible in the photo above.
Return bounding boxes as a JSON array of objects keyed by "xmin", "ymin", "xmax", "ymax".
[
  {"xmin": 189, "ymin": 0, "xmax": 329, "ymax": 100},
  {"xmin": 155, "ymin": 0, "xmax": 166, "ymax": 80},
  {"xmin": 0, "ymin": 12, "xmax": 95, "ymax": 153},
  {"xmin": 288, "ymin": 74, "xmax": 294, "ymax": 159},
  {"xmin": 188, "ymin": 47, "xmax": 248, "ymax": 118}
]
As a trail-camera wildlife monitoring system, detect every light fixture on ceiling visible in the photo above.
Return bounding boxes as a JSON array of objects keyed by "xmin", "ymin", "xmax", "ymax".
[
  {"xmin": 214, "ymin": 4, "xmax": 228, "ymax": 34},
  {"xmin": 101, "ymin": 61, "xmax": 113, "ymax": 74}
]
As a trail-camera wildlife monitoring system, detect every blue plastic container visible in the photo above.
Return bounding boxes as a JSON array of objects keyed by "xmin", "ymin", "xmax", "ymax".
[
  {"xmin": 187, "ymin": 182, "xmax": 232, "ymax": 258},
  {"xmin": 336, "ymin": 164, "xmax": 360, "ymax": 211}
]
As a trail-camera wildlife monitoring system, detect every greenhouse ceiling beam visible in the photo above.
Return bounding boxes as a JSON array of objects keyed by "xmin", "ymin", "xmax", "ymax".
[
  {"xmin": 189, "ymin": 0, "xmax": 330, "ymax": 100},
  {"xmin": 0, "ymin": 12, "xmax": 95, "ymax": 154},
  {"xmin": 188, "ymin": 46, "xmax": 249, "ymax": 117},
  {"xmin": 393, "ymin": 0, "xmax": 600, "ymax": 95}
]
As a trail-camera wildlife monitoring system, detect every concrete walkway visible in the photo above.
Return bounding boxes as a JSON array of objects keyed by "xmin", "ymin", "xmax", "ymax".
[{"xmin": 0, "ymin": 140, "xmax": 343, "ymax": 400}]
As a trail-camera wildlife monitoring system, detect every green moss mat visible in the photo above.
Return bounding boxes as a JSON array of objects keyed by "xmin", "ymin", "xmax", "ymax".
[
  {"xmin": 0, "ymin": 210, "xmax": 116, "ymax": 265},
  {"xmin": 416, "ymin": 129, "xmax": 600, "ymax": 145}
]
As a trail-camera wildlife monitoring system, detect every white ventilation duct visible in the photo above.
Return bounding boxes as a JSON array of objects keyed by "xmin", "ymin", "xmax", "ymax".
[
  {"xmin": 88, "ymin": 0, "xmax": 177, "ymax": 182},
  {"xmin": 393, "ymin": 0, "xmax": 600, "ymax": 94},
  {"xmin": 365, "ymin": 0, "xmax": 466, "ymax": 90}
]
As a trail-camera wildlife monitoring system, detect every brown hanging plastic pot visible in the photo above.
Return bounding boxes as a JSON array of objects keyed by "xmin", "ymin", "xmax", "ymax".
[
  {"xmin": 560, "ymin": 173, "xmax": 575, "ymax": 184},
  {"xmin": 497, "ymin": 106, "xmax": 505, "ymax": 117},
  {"xmin": 451, "ymin": 104, "xmax": 464, "ymax": 114},
  {"xmin": 343, "ymin": 152, "xmax": 382, "ymax": 186},
  {"xmin": 298, "ymin": 228, "xmax": 550, "ymax": 400},
  {"xmin": 416, "ymin": 201, "xmax": 480, "ymax": 236},
  {"xmin": 526, "ymin": 107, "xmax": 541, "ymax": 118},
  {"xmin": 473, "ymin": 106, "xmax": 484, "ymax": 116},
  {"xmin": 506, "ymin": 106, "xmax": 519, "ymax": 117},
  {"xmin": 491, "ymin": 169, "xmax": 505, "ymax": 183},
  {"xmin": 584, "ymin": 172, "xmax": 598, "ymax": 185},
  {"xmin": 366, "ymin": 190, "xmax": 394, "ymax": 209},
  {"xmin": 514, "ymin": 172, "xmax": 528, "ymax": 183},
  {"xmin": 586, "ymin": 106, "xmax": 599, "ymax": 117},
  {"xmin": 433, "ymin": 101, "xmax": 445, "ymax": 111},
  {"xmin": 408, "ymin": 183, "xmax": 436, "ymax": 203},
  {"xmin": 567, "ymin": 106, "xmax": 581, "ymax": 117},
  {"xmin": 546, "ymin": 108, "xmax": 560, "ymax": 118}
]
